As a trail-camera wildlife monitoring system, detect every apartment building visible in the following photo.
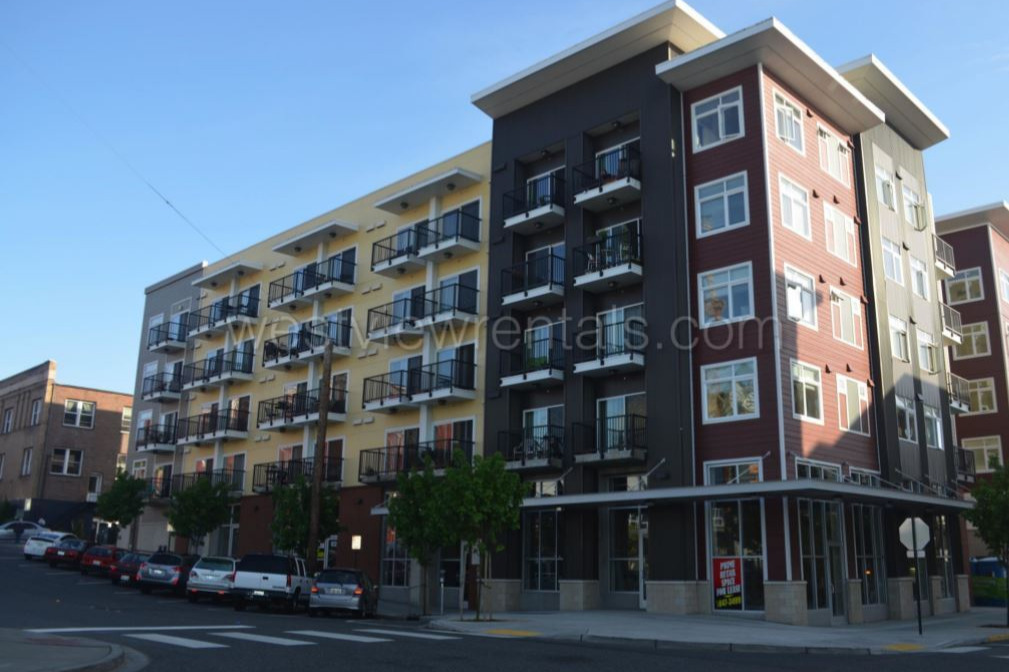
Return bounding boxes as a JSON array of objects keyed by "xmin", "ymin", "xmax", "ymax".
[
  {"xmin": 476, "ymin": 3, "xmax": 971, "ymax": 626},
  {"xmin": 936, "ymin": 202, "xmax": 1009, "ymax": 557},
  {"xmin": 0, "ymin": 361, "xmax": 131, "ymax": 533}
]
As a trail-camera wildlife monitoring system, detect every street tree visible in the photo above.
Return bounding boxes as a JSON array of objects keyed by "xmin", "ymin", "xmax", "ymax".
[
  {"xmin": 271, "ymin": 476, "xmax": 340, "ymax": 559},
  {"xmin": 965, "ymin": 461, "xmax": 1009, "ymax": 627},
  {"xmin": 388, "ymin": 455, "xmax": 445, "ymax": 616},
  {"xmin": 167, "ymin": 478, "xmax": 232, "ymax": 554},
  {"xmin": 95, "ymin": 472, "xmax": 148, "ymax": 549}
]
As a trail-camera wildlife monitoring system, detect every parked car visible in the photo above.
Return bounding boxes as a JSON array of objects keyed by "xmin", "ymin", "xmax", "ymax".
[
  {"xmin": 187, "ymin": 556, "xmax": 236, "ymax": 602},
  {"xmin": 0, "ymin": 521, "xmax": 48, "ymax": 541},
  {"xmin": 231, "ymin": 554, "xmax": 311, "ymax": 612},
  {"xmin": 308, "ymin": 568, "xmax": 378, "ymax": 618},
  {"xmin": 137, "ymin": 552, "xmax": 199, "ymax": 594},
  {"xmin": 80, "ymin": 545, "xmax": 126, "ymax": 575},
  {"xmin": 46, "ymin": 538, "xmax": 92, "ymax": 568},
  {"xmin": 109, "ymin": 552, "xmax": 150, "ymax": 586},
  {"xmin": 23, "ymin": 532, "xmax": 76, "ymax": 561}
]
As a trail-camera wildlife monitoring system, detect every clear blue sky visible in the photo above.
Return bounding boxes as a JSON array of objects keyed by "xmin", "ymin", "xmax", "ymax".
[{"xmin": 2, "ymin": 0, "xmax": 1006, "ymax": 393}]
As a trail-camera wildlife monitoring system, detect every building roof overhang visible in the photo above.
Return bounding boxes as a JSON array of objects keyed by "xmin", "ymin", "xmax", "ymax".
[
  {"xmin": 936, "ymin": 201, "xmax": 1009, "ymax": 241},
  {"xmin": 373, "ymin": 168, "xmax": 483, "ymax": 214},
  {"xmin": 192, "ymin": 260, "xmax": 263, "ymax": 289},
  {"xmin": 272, "ymin": 219, "xmax": 359, "ymax": 256}
]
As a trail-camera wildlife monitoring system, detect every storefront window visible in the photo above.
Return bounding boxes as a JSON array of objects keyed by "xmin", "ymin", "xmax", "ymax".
[
  {"xmin": 524, "ymin": 510, "xmax": 561, "ymax": 591},
  {"xmin": 851, "ymin": 504, "xmax": 886, "ymax": 605},
  {"xmin": 798, "ymin": 500, "xmax": 845, "ymax": 616},
  {"xmin": 381, "ymin": 522, "xmax": 409, "ymax": 587},
  {"xmin": 706, "ymin": 461, "xmax": 764, "ymax": 611},
  {"xmin": 440, "ymin": 545, "xmax": 460, "ymax": 588},
  {"xmin": 610, "ymin": 508, "xmax": 647, "ymax": 593},
  {"xmin": 934, "ymin": 515, "xmax": 954, "ymax": 599}
]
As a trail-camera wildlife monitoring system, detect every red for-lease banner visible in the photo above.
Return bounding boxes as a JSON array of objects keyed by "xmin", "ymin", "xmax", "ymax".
[{"xmin": 713, "ymin": 557, "xmax": 742, "ymax": 609}]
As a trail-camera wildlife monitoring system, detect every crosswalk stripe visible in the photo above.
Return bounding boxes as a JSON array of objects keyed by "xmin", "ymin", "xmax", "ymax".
[
  {"xmin": 941, "ymin": 647, "xmax": 989, "ymax": 654},
  {"xmin": 211, "ymin": 632, "xmax": 315, "ymax": 647},
  {"xmin": 126, "ymin": 634, "xmax": 228, "ymax": 649},
  {"xmin": 288, "ymin": 630, "xmax": 392, "ymax": 643},
  {"xmin": 27, "ymin": 625, "xmax": 253, "ymax": 634},
  {"xmin": 355, "ymin": 628, "xmax": 459, "ymax": 641}
]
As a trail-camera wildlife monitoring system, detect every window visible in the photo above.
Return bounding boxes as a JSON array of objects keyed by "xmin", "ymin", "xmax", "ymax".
[
  {"xmin": 817, "ymin": 126, "xmax": 849, "ymax": 185},
  {"xmin": 524, "ymin": 510, "xmax": 561, "ymax": 591},
  {"xmin": 965, "ymin": 437, "xmax": 1003, "ymax": 473},
  {"xmin": 706, "ymin": 460, "xmax": 761, "ymax": 485},
  {"xmin": 830, "ymin": 289, "xmax": 863, "ymax": 348},
  {"xmin": 381, "ymin": 523, "xmax": 409, "ymax": 587},
  {"xmin": 875, "ymin": 166, "xmax": 895, "ymax": 209},
  {"xmin": 923, "ymin": 405, "xmax": 942, "ymax": 450},
  {"xmin": 785, "ymin": 267, "xmax": 816, "ymax": 327},
  {"xmin": 889, "ymin": 316, "xmax": 910, "ymax": 361},
  {"xmin": 699, "ymin": 263, "xmax": 753, "ymax": 327},
  {"xmin": 30, "ymin": 399, "xmax": 41, "ymax": 426},
  {"xmin": 946, "ymin": 267, "xmax": 984, "ymax": 304},
  {"xmin": 1001, "ymin": 270, "xmax": 1009, "ymax": 303},
  {"xmin": 837, "ymin": 376, "xmax": 870, "ymax": 435},
  {"xmin": 692, "ymin": 87, "xmax": 743, "ymax": 151},
  {"xmin": 705, "ymin": 468, "xmax": 764, "ymax": 612},
  {"xmin": 796, "ymin": 459, "xmax": 841, "ymax": 481},
  {"xmin": 881, "ymin": 237, "xmax": 903, "ymax": 284},
  {"xmin": 954, "ymin": 322, "xmax": 991, "ymax": 359},
  {"xmin": 901, "ymin": 185, "xmax": 923, "ymax": 229},
  {"xmin": 967, "ymin": 378, "xmax": 997, "ymax": 414},
  {"xmin": 851, "ymin": 504, "xmax": 887, "ymax": 605},
  {"xmin": 779, "ymin": 176, "xmax": 810, "ymax": 238},
  {"xmin": 849, "ymin": 469, "xmax": 880, "ymax": 488},
  {"xmin": 1, "ymin": 409, "xmax": 11, "ymax": 434},
  {"xmin": 696, "ymin": 172, "xmax": 749, "ymax": 236},
  {"xmin": 791, "ymin": 360, "xmax": 822, "ymax": 422},
  {"xmin": 63, "ymin": 400, "xmax": 95, "ymax": 429},
  {"xmin": 895, "ymin": 396, "xmax": 917, "ymax": 442},
  {"xmin": 121, "ymin": 407, "xmax": 132, "ymax": 434},
  {"xmin": 774, "ymin": 92, "xmax": 803, "ymax": 153},
  {"xmin": 0, "ymin": 453, "xmax": 4, "ymax": 480},
  {"xmin": 934, "ymin": 516, "xmax": 955, "ymax": 599},
  {"xmin": 21, "ymin": 448, "xmax": 32, "ymax": 476},
  {"xmin": 910, "ymin": 257, "xmax": 929, "ymax": 299},
  {"xmin": 131, "ymin": 460, "xmax": 147, "ymax": 480},
  {"xmin": 916, "ymin": 330, "xmax": 938, "ymax": 373},
  {"xmin": 701, "ymin": 358, "xmax": 759, "ymax": 423},
  {"xmin": 824, "ymin": 204, "xmax": 857, "ymax": 265},
  {"xmin": 50, "ymin": 448, "xmax": 83, "ymax": 476}
]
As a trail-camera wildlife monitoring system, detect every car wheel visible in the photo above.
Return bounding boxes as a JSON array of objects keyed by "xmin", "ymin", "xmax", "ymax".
[{"xmin": 234, "ymin": 599, "xmax": 247, "ymax": 612}]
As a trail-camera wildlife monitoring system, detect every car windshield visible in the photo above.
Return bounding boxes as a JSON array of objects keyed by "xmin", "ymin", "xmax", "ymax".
[
  {"xmin": 237, "ymin": 555, "xmax": 290, "ymax": 574},
  {"xmin": 133, "ymin": 555, "xmax": 150, "ymax": 564},
  {"xmin": 317, "ymin": 570, "xmax": 359, "ymax": 585},
  {"xmin": 60, "ymin": 540, "xmax": 88, "ymax": 550},
  {"xmin": 147, "ymin": 553, "xmax": 182, "ymax": 565},
  {"xmin": 196, "ymin": 557, "xmax": 233, "ymax": 571},
  {"xmin": 88, "ymin": 547, "xmax": 108, "ymax": 557}
]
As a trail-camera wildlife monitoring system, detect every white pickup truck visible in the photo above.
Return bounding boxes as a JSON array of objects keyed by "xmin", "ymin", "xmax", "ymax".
[{"xmin": 231, "ymin": 553, "xmax": 311, "ymax": 612}]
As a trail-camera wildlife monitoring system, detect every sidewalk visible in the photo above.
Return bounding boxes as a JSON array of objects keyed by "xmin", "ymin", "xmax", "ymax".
[
  {"xmin": 0, "ymin": 629, "xmax": 125, "ymax": 672},
  {"xmin": 428, "ymin": 608, "xmax": 1009, "ymax": 654}
]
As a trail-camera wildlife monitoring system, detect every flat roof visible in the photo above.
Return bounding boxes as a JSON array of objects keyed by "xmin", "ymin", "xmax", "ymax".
[
  {"xmin": 373, "ymin": 167, "xmax": 483, "ymax": 214},
  {"xmin": 936, "ymin": 201, "xmax": 1009, "ymax": 241},
  {"xmin": 837, "ymin": 54, "xmax": 949, "ymax": 150},
  {"xmin": 192, "ymin": 260, "xmax": 263, "ymax": 289},
  {"xmin": 272, "ymin": 219, "xmax": 358, "ymax": 256},
  {"xmin": 471, "ymin": 1, "xmax": 723, "ymax": 119},
  {"xmin": 144, "ymin": 261, "xmax": 207, "ymax": 295},
  {"xmin": 655, "ymin": 18, "xmax": 885, "ymax": 135}
]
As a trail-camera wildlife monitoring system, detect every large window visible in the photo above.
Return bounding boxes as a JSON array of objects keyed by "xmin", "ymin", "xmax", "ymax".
[
  {"xmin": 707, "ymin": 461, "xmax": 764, "ymax": 612},
  {"xmin": 895, "ymin": 396, "xmax": 917, "ymax": 442},
  {"xmin": 967, "ymin": 378, "xmax": 997, "ymax": 414},
  {"xmin": 609, "ymin": 508, "xmax": 647, "ymax": 593},
  {"xmin": 824, "ymin": 204, "xmax": 857, "ymax": 265},
  {"xmin": 50, "ymin": 448, "xmax": 83, "ymax": 476},
  {"xmin": 882, "ymin": 237, "xmax": 903, "ymax": 284},
  {"xmin": 910, "ymin": 257, "xmax": 929, "ymax": 300},
  {"xmin": 524, "ymin": 510, "xmax": 560, "ymax": 591},
  {"xmin": 946, "ymin": 267, "xmax": 984, "ymax": 304},
  {"xmin": 817, "ymin": 126, "xmax": 849, "ymax": 186},
  {"xmin": 791, "ymin": 360, "xmax": 822, "ymax": 423},
  {"xmin": 889, "ymin": 316, "xmax": 910, "ymax": 362},
  {"xmin": 785, "ymin": 267, "xmax": 816, "ymax": 327},
  {"xmin": 875, "ymin": 166, "xmax": 895, "ymax": 209},
  {"xmin": 798, "ymin": 499, "xmax": 845, "ymax": 613},
  {"xmin": 901, "ymin": 185, "xmax": 922, "ymax": 228},
  {"xmin": 774, "ymin": 92, "xmax": 804, "ymax": 153},
  {"xmin": 1001, "ymin": 269, "xmax": 1009, "ymax": 303},
  {"xmin": 696, "ymin": 173, "xmax": 748, "ymax": 236},
  {"xmin": 837, "ymin": 375, "xmax": 869, "ymax": 435},
  {"xmin": 796, "ymin": 459, "xmax": 842, "ymax": 481},
  {"xmin": 779, "ymin": 175, "xmax": 810, "ymax": 238},
  {"xmin": 63, "ymin": 400, "xmax": 95, "ymax": 429},
  {"xmin": 933, "ymin": 516, "xmax": 955, "ymax": 599},
  {"xmin": 30, "ymin": 399, "xmax": 42, "ymax": 426},
  {"xmin": 830, "ymin": 289, "xmax": 863, "ymax": 348},
  {"xmin": 954, "ymin": 322, "xmax": 991, "ymax": 359},
  {"xmin": 851, "ymin": 504, "xmax": 887, "ymax": 605},
  {"xmin": 692, "ymin": 87, "xmax": 743, "ymax": 151},
  {"xmin": 381, "ymin": 523, "xmax": 409, "ymax": 587},
  {"xmin": 20, "ymin": 448, "xmax": 32, "ymax": 476},
  {"xmin": 923, "ymin": 405, "xmax": 943, "ymax": 450},
  {"xmin": 699, "ymin": 263, "xmax": 753, "ymax": 327},
  {"xmin": 701, "ymin": 358, "xmax": 758, "ymax": 423},
  {"xmin": 965, "ymin": 436, "xmax": 1003, "ymax": 473},
  {"xmin": 1, "ymin": 409, "xmax": 11, "ymax": 434},
  {"xmin": 916, "ymin": 330, "xmax": 938, "ymax": 373}
]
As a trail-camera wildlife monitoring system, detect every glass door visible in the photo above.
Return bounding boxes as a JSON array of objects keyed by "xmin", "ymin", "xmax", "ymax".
[
  {"xmin": 799, "ymin": 500, "xmax": 847, "ymax": 619},
  {"xmin": 609, "ymin": 507, "xmax": 648, "ymax": 608}
]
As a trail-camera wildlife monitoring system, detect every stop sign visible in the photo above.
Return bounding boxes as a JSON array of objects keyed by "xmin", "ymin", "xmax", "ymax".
[{"xmin": 899, "ymin": 517, "xmax": 930, "ymax": 551}]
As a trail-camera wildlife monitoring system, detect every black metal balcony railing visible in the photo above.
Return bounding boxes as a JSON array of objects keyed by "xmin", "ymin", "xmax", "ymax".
[
  {"xmin": 176, "ymin": 410, "xmax": 250, "ymax": 443},
  {"xmin": 141, "ymin": 372, "xmax": 182, "ymax": 398},
  {"xmin": 136, "ymin": 423, "xmax": 177, "ymax": 449},
  {"xmin": 956, "ymin": 448, "xmax": 976, "ymax": 479},
  {"xmin": 256, "ymin": 388, "xmax": 348, "ymax": 426},
  {"xmin": 501, "ymin": 254, "xmax": 565, "ymax": 296},
  {"xmin": 367, "ymin": 297, "xmax": 425, "ymax": 334},
  {"xmin": 501, "ymin": 336, "xmax": 565, "ymax": 377},
  {"xmin": 372, "ymin": 228, "xmax": 421, "ymax": 268},
  {"xmin": 940, "ymin": 302, "xmax": 963, "ymax": 339},
  {"xmin": 262, "ymin": 320, "xmax": 352, "ymax": 366},
  {"xmin": 148, "ymin": 320, "xmax": 187, "ymax": 348},
  {"xmin": 416, "ymin": 210, "xmax": 481, "ymax": 249},
  {"xmin": 418, "ymin": 285, "xmax": 480, "ymax": 320},
  {"xmin": 182, "ymin": 349, "xmax": 254, "ymax": 386},
  {"xmin": 504, "ymin": 173, "xmax": 565, "ymax": 220},
  {"xmin": 572, "ymin": 144, "xmax": 641, "ymax": 194},
  {"xmin": 947, "ymin": 372, "xmax": 971, "ymax": 409},
  {"xmin": 144, "ymin": 475, "xmax": 173, "ymax": 499},
  {"xmin": 188, "ymin": 288, "xmax": 260, "ymax": 334},
  {"xmin": 171, "ymin": 468, "xmax": 245, "ymax": 495},
  {"xmin": 575, "ymin": 318, "xmax": 646, "ymax": 362},
  {"xmin": 933, "ymin": 234, "xmax": 956, "ymax": 271},
  {"xmin": 573, "ymin": 230, "xmax": 643, "ymax": 276},
  {"xmin": 362, "ymin": 360, "xmax": 477, "ymax": 406},
  {"xmin": 358, "ymin": 440, "xmax": 474, "ymax": 481},
  {"xmin": 498, "ymin": 425, "xmax": 564, "ymax": 464},
  {"xmin": 572, "ymin": 414, "xmax": 647, "ymax": 458},
  {"xmin": 252, "ymin": 456, "xmax": 343, "ymax": 492},
  {"xmin": 268, "ymin": 255, "xmax": 356, "ymax": 305}
]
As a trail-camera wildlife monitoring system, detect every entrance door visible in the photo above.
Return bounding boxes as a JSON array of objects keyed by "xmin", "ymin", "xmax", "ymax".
[
  {"xmin": 610, "ymin": 507, "xmax": 649, "ymax": 608},
  {"xmin": 799, "ymin": 500, "xmax": 846, "ymax": 620}
]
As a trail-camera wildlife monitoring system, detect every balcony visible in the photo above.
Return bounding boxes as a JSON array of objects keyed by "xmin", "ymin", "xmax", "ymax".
[
  {"xmin": 572, "ymin": 230, "xmax": 643, "ymax": 292},
  {"xmin": 956, "ymin": 448, "xmax": 976, "ymax": 485},
  {"xmin": 141, "ymin": 373, "xmax": 182, "ymax": 402},
  {"xmin": 571, "ymin": 145, "xmax": 641, "ymax": 212},
  {"xmin": 358, "ymin": 440, "xmax": 474, "ymax": 483},
  {"xmin": 414, "ymin": 285, "xmax": 480, "ymax": 330},
  {"xmin": 262, "ymin": 320, "xmax": 352, "ymax": 370},
  {"xmin": 503, "ymin": 173, "xmax": 566, "ymax": 235},
  {"xmin": 362, "ymin": 360, "xmax": 477, "ymax": 412},
  {"xmin": 366, "ymin": 298, "xmax": 424, "ymax": 343},
  {"xmin": 573, "ymin": 414, "xmax": 647, "ymax": 465},
  {"xmin": 500, "ymin": 336, "xmax": 565, "ymax": 390},
  {"xmin": 947, "ymin": 372, "xmax": 971, "ymax": 414},
  {"xmin": 252, "ymin": 456, "xmax": 343, "ymax": 493},
  {"xmin": 181, "ymin": 350, "xmax": 254, "ymax": 391},
  {"xmin": 499, "ymin": 425, "xmax": 564, "ymax": 472},
  {"xmin": 256, "ymin": 388, "xmax": 348, "ymax": 431},
  {"xmin": 147, "ymin": 321, "xmax": 187, "ymax": 353},
  {"xmin": 413, "ymin": 211, "xmax": 481, "ymax": 262},
  {"xmin": 143, "ymin": 475, "xmax": 174, "ymax": 501},
  {"xmin": 501, "ymin": 255, "xmax": 565, "ymax": 310},
  {"xmin": 136, "ymin": 424, "xmax": 178, "ymax": 454},
  {"xmin": 940, "ymin": 302, "xmax": 963, "ymax": 345},
  {"xmin": 188, "ymin": 289, "xmax": 260, "ymax": 339},
  {"xmin": 371, "ymin": 229, "xmax": 426, "ymax": 277},
  {"xmin": 933, "ymin": 234, "xmax": 956, "ymax": 279},
  {"xmin": 573, "ymin": 320, "xmax": 645, "ymax": 376},
  {"xmin": 267, "ymin": 256, "xmax": 356, "ymax": 310},
  {"xmin": 176, "ymin": 410, "xmax": 250, "ymax": 445},
  {"xmin": 170, "ymin": 468, "xmax": 245, "ymax": 495}
]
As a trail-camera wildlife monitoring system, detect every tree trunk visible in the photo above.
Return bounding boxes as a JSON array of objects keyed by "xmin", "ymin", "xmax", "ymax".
[
  {"xmin": 485, "ymin": 553, "xmax": 493, "ymax": 622},
  {"xmin": 420, "ymin": 561, "xmax": 428, "ymax": 617},
  {"xmin": 475, "ymin": 549, "xmax": 483, "ymax": 621},
  {"xmin": 1004, "ymin": 552, "xmax": 1008, "ymax": 628}
]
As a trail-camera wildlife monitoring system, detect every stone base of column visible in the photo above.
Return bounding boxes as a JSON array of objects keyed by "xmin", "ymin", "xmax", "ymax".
[
  {"xmin": 645, "ymin": 581, "xmax": 710, "ymax": 615},
  {"xmin": 483, "ymin": 578, "xmax": 521, "ymax": 614},
  {"xmin": 559, "ymin": 580, "xmax": 600, "ymax": 611},
  {"xmin": 956, "ymin": 574, "xmax": 971, "ymax": 613},
  {"xmin": 763, "ymin": 581, "xmax": 808, "ymax": 626},
  {"xmin": 846, "ymin": 579, "xmax": 864, "ymax": 624},
  {"xmin": 886, "ymin": 577, "xmax": 915, "ymax": 620}
]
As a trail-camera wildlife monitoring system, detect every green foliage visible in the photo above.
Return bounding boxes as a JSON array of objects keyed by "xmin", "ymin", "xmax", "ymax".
[
  {"xmin": 965, "ymin": 462, "xmax": 1009, "ymax": 624},
  {"xmin": 388, "ymin": 456, "xmax": 445, "ymax": 615},
  {"xmin": 167, "ymin": 478, "xmax": 233, "ymax": 553},
  {"xmin": 0, "ymin": 498, "xmax": 15, "ymax": 524},
  {"xmin": 95, "ymin": 472, "xmax": 148, "ymax": 531},
  {"xmin": 271, "ymin": 477, "xmax": 340, "ymax": 557}
]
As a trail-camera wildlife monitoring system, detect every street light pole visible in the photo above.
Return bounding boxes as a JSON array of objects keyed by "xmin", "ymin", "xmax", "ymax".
[{"xmin": 306, "ymin": 338, "xmax": 333, "ymax": 575}]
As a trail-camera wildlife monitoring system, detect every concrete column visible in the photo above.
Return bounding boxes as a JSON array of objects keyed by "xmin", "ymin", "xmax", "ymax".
[
  {"xmin": 763, "ymin": 581, "xmax": 808, "ymax": 626},
  {"xmin": 484, "ymin": 578, "xmax": 521, "ymax": 614},
  {"xmin": 645, "ymin": 581, "xmax": 709, "ymax": 614},
  {"xmin": 846, "ymin": 579, "xmax": 864, "ymax": 624},
  {"xmin": 955, "ymin": 574, "xmax": 971, "ymax": 613},
  {"xmin": 886, "ymin": 577, "xmax": 914, "ymax": 620},
  {"xmin": 559, "ymin": 580, "xmax": 600, "ymax": 611}
]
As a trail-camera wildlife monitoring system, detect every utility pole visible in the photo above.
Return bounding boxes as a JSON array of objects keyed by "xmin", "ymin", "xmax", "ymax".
[{"xmin": 306, "ymin": 338, "xmax": 333, "ymax": 574}]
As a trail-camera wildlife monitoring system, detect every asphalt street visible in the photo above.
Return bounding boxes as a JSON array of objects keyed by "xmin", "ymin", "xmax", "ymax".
[{"xmin": 2, "ymin": 539, "xmax": 1009, "ymax": 672}]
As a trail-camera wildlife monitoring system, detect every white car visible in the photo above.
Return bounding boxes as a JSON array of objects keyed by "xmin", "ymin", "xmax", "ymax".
[
  {"xmin": 23, "ymin": 532, "xmax": 76, "ymax": 560},
  {"xmin": 0, "ymin": 521, "xmax": 48, "ymax": 541}
]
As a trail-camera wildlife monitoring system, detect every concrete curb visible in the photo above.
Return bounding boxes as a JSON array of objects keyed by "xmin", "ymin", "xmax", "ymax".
[{"xmin": 48, "ymin": 643, "xmax": 125, "ymax": 672}]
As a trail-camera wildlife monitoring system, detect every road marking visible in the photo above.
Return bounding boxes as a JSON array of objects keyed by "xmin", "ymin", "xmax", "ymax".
[
  {"xmin": 211, "ymin": 632, "xmax": 315, "ymax": 647},
  {"xmin": 884, "ymin": 643, "xmax": 924, "ymax": 652},
  {"xmin": 27, "ymin": 625, "xmax": 254, "ymax": 634},
  {"xmin": 125, "ymin": 634, "xmax": 228, "ymax": 649},
  {"xmin": 356, "ymin": 628, "xmax": 459, "ymax": 641},
  {"xmin": 288, "ymin": 630, "xmax": 392, "ymax": 643},
  {"xmin": 940, "ymin": 646, "xmax": 989, "ymax": 654}
]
